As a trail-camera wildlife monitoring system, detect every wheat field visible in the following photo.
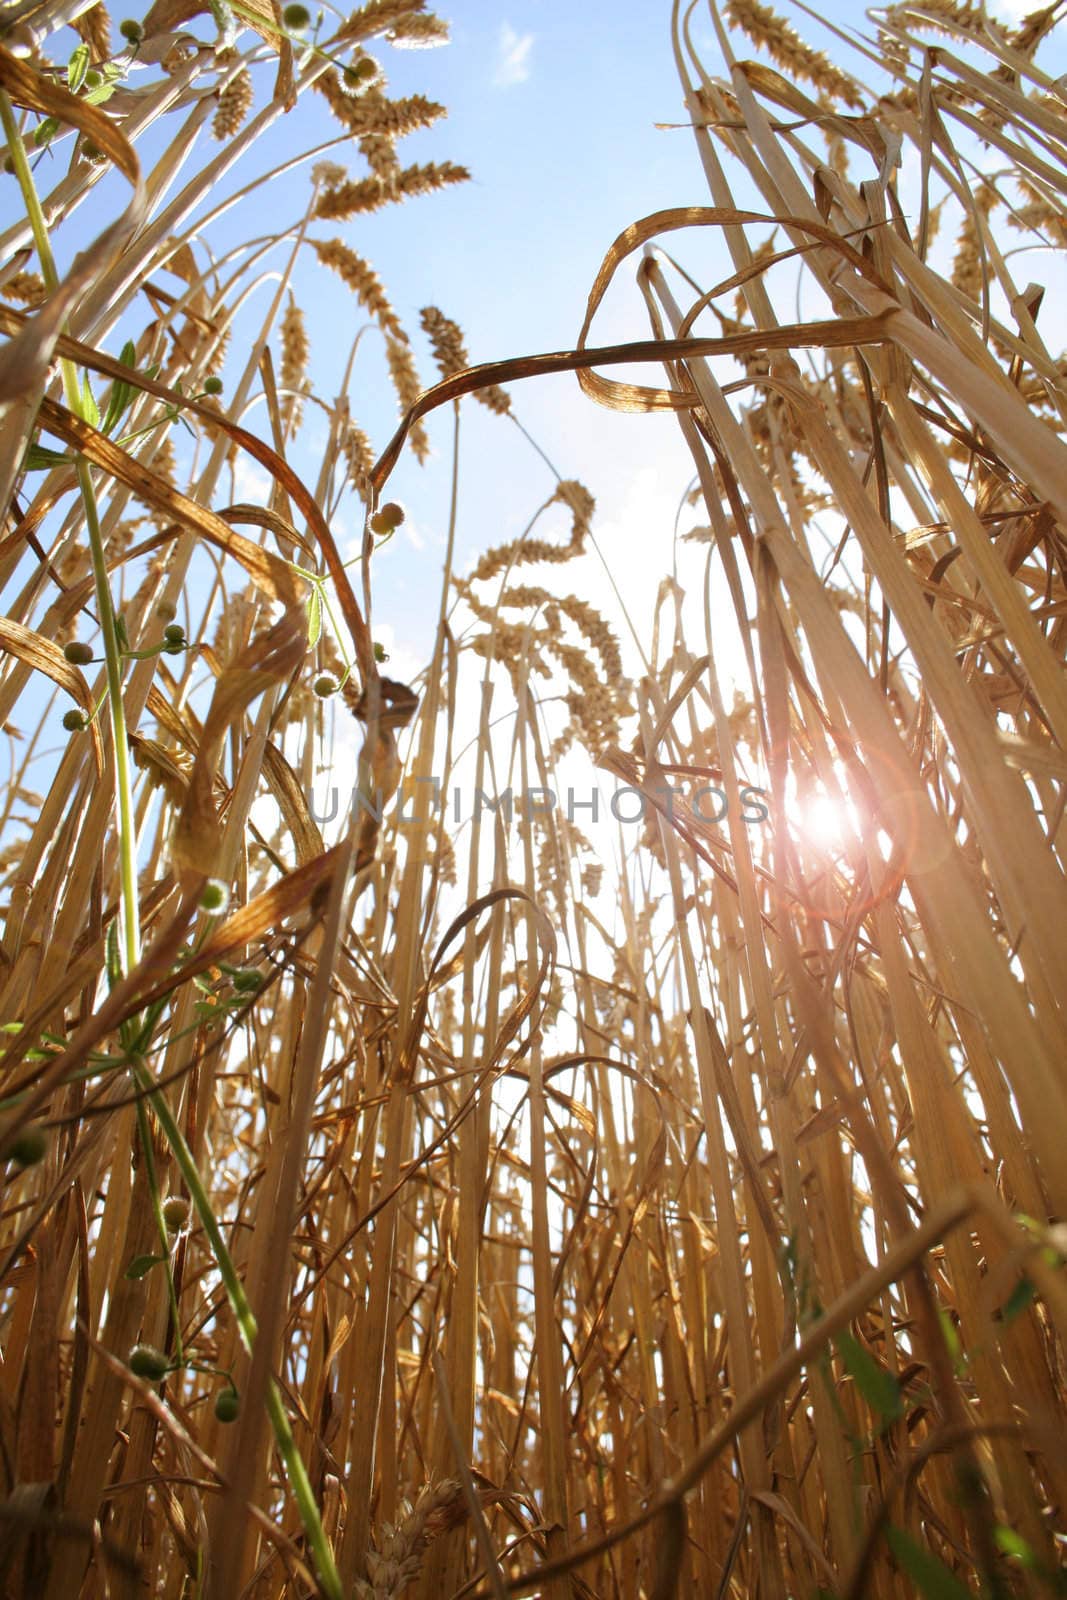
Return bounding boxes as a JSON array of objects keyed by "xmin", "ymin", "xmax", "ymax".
[{"xmin": 0, "ymin": 0, "xmax": 1066, "ymax": 1596}]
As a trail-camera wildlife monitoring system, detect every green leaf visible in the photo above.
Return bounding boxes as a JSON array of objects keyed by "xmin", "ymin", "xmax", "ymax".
[
  {"xmin": 67, "ymin": 43, "xmax": 90, "ymax": 91},
  {"xmin": 101, "ymin": 388, "xmax": 132, "ymax": 436},
  {"xmin": 938, "ymin": 1308, "xmax": 966, "ymax": 1375},
  {"xmin": 999, "ymin": 1275, "xmax": 1037, "ymax": 1326},
  {"xmin": 101, "ymin": 340, "xmax": 138, "ymax": 436},
  {"xmin": 34, "ymin": 116, "xmax": 61, "ymax": 148},
  {"xmin": 80, "ymin": 372, "xmax": 100, "ymax": 429},
  {"xmin": 125, "ymin": 1253, "xmax": 163, "ymax": 1279},
  {"xmin": 83, "ymin": 79, "xmax": 118, "ymax": 106},
  {"xmin": 993, "ymin": 1527, "xmax": 1036, "ymax": 1568},
  {"xmin": 835, "ymin": 1330, "xmax": 903, "ymax": 1421},
  {"xmin": 306, "ymin": 585, "xmax": 322, "ymax": 648},
  {"xmin": 105, "ymin": 919, "xmax": 122, "ymax": 991},
  {"xmin": 886, "ymin": 1527, "xmax": 976, "ymax": 1600},
  {"xmin": 23, "ymin": 443, "xmax": 72, "ymax": 470}
]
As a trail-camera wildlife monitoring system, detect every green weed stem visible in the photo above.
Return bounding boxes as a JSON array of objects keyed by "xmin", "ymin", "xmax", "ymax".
[{"xmin": 0, "ymin": 89, "xmax": 341, "ymax": 1600}]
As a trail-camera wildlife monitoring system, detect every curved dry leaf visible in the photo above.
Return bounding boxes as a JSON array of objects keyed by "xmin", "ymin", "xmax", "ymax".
[
  {"xmin": 0, "ymin": 618, "xmax": 103, "ymax": 773},
  {"xmin": 572, "ymin": 203, "xmax": 888, "ymax": 414},
  {"xmin": 222, "ymin": 502, "xmax": 317, "ymax": 562},
  {"xmin": 172, "ymin": 611, "xmax": 306, "ymax": 874},
  {"xmin": 368, "ymin": 204, "xmax": 894, "ymax": 493},
  {"xmin": 129, "ymin": 733, "xmax": 190, "ymax": 808},
  {"xmin": 261, "ymin": 740, "xmax": 326, "ymax": 866},
  {"xmin": 408, "ymin": 887, "xmax": 557, "ymax": 1083},
  {"xmin": 129, "ymin": 845, "xmax": 344, "ymax": 1018},
  {"xmin": 142, "ymin": 0, "xmax": 279, "ymax": 46},
  {"xmin": 36, "ymin": 397, "xmax": 302, "ymax": 606}
]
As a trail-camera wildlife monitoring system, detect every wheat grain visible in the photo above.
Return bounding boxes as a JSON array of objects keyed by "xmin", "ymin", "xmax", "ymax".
[
  {"xmin": 313, "ymin": 239, "xmax": 405, "ymax": 341},
  {"xmin": 384, "ymin": 334, "xmax": 430, "ymax": 460},
  {"xmin": 73, "ymin": 1, "xmax": 111, "ymax": 63},
  {"xmin": 725, "ymin": 0, "xmax": 864, "ymax": 107},
  {"xmin": 353, "ymin": 1480, "xmax": 464, "ymax": 1599},
  {"xmin": 336, "ymin": 0, "xmax": 430, "ymax": 46},
  {"xmin": 314, "ymin": 161, "xmax": 469, "ymax": 219},
  {"xmin": 387, "ymin": 13, "xmax": 450, "ymax": 47},
  {"xmin": 359, "ymin": 131, "xmax": 401, "ymax": 181},
  {"xmin": 342, "ymin": 417, "xmax": 376, "ymax": 499},
  {"xmin": 1, "ymin": 270, "xmax": 47, "ymax": 305},
  {"xmin": 213, "ymin": 61, "xmax": 254, "ymax": 141},
  {"xmin": 279, "ymin": 293, "xmax": 309, "ymax": 434},
  {"xmin": 420, "ymin": 305, "xmax": 511, "ymax": 412}
]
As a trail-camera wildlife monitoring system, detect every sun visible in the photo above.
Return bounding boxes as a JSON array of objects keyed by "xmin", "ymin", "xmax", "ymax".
[{"xmin": 801, "ymin": 791, "xmax": 848, "ymax": 850}]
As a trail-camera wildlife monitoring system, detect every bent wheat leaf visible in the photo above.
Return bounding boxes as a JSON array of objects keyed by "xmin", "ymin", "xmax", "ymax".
[
  {"xmin": 172, "ymin": 612, "xmax": 306, "ymax": 875},
  {"xmin": 0, "ymin": 618, "xmax": 103, "ymax": 773}
]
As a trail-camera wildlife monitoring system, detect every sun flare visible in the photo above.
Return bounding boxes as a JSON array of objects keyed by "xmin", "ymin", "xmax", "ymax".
[{"xmin": 798, "ymin": 790, "xmax": 851, "ymax": 851}]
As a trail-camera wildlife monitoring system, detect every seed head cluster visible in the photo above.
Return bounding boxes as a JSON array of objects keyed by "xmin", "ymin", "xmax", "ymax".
[
  {"xmin": 420, "ymin": 305, "xmax": 511, "ymax": 412},
  {"xmin": 353, "ymin": 1479, "xmax": 464, "ymax": 1599},
  {"xmin": 213, "ymin": 58, "xmax": 254, "ymax": 141}
]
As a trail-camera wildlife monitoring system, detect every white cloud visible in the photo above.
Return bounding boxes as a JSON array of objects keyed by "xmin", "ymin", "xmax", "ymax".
[
  {"xmin": 402, "ymin": 514, "xmax": 427, "ymax": 552},
  {"xmin": 494, "ymin": 22, "xmax": 533, "ymax": 87},
  {"xmin": 232, "ymin": 456, "xmax": 272, "ymax": 503}
]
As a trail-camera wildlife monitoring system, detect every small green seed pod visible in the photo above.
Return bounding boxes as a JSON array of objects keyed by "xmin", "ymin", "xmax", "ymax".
[
  {"xmin": 119, "ymin": 18, "xmax": 143, "ymax": 42},
  {"xmin": 214, "ymin": 1386, "xmax": 240, "ymax": 1422},
  {"xmin": 163, "ymin": 623, "xmax": 186, "ymax": 645},
  {"xmin": 162, "ymin": 1195, "xmax": 190, "ymax": 1231},
  {"xmin": 62, "ymin": 709, "xmax": 87, "ymax": 733},
  {"xmin": 128, "ymin": 1343, "xmax": 170, "ymax": 1381},
  {"xmin": 202, "ymin": 376, "xmax": 223, "ymax": 395},
  {"xmin": 230, "ymin": 968, "xmax": 263, "ymax": 995},
  {"xmin": 8, "ymin": 1126, "xmax": 47, "ymax": 1169},
  {"xmin": 63, "ymin": 640, "xmax": 94, "ymax": 665},
  {"xmin": 282, "ymin": 3, "xmax": 311, "ymax": 27},
  {"xmin": 199, "ymin": 879, "xmax": 230, "ymax": 914},
  {"xmin": 313, "ymin": 674, "xmax": 338, "ymax": 698},
  {"xmin": 370, "ymin": 501, "xmax": 405, "ymax": 536},
  {"xmin": 343, "ymin": 54, "xmax": 378, "ymax": 89}
]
